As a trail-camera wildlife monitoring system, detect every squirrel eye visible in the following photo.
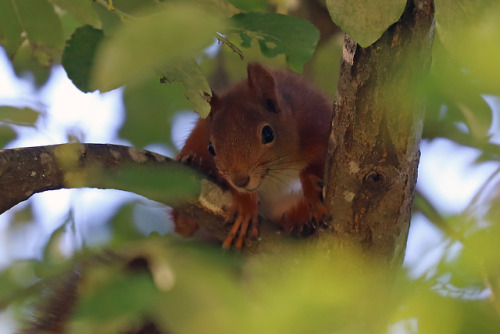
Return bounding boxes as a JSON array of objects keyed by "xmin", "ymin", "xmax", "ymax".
[
  {"xmin": 208, "ymin": 141, "xmax": 216, "ymax": 156},
  {"xmin": 261, "ymin": 125, "xmax": 274, "ymax": 144}
]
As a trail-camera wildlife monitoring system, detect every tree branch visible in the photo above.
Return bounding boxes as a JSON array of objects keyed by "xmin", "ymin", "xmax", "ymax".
[{"xmin": 0, "ymin": 143, "xmax": 281, "ymax": 253}]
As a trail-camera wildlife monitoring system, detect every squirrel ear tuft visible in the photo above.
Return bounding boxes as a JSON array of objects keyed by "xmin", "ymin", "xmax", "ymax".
[{"xmin": 247, "ymin": 63, "xmax": 281, "ymax": 113}]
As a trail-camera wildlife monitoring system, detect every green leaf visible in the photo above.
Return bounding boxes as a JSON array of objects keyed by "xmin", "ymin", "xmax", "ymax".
[
  {"xmin": 0, "ymin": 125, "xmax": 16, "ymax": 148},
  {"xmin": 48, "ymin": 0, "xmax": 101, "ymax": 28},
  {"xmin": 91, "ymin": 4, "xmax": 224, "ymax": 92},
  {"xmin": 228, "ymin": 0, "xmax": 267, "ymax": 11},
  {"xmin": 159, "ymin": 60, "xmax": 212, "ymax": 118},
  {"xmin": 0, "ymin": 106, "xmax": 39, "ymax": 125},
  {"xmin": 326, "ymin": 0, "xmax": 406, "ymax": 47},
  {"xmin": 98, "ymin": 164, "xmax": 201, "ymax": 204},
  {"xmin": 0, "ymin": 259, "xmax": 41, "ymax": 308},
  {"xmin": 62, "ymin": 25, "xmax": 104, "ymax": 93},
  {"xmin": 122, "ymin": 75, "xmax": 190, "ymax": 148},
  {"xmin": 74, "ymin": 269, "xmax": 158, "ymax": 327},
  {"xmin": 305, "ymin": 37, "xmax": 342, "ymax": 98},
  {"xmin": 12, "ymin": 42, "xmax": 51, "ymax": 86},
  {"xmin": 11, "ymin": 0, "xmax": 65, "ymax": 67},
  {"xmin": 91, "ymin": 1, "xmax": 122, "ymax": 35},
  {"xmin": 423, "ymin": 42, "xmax": 493, "ymax": 139},
  {"xmin": 108, "ymin": 203, "xmax": 143, "ymax": 247},
  {"xmin": 42, "ymin": 222, "xmax": 70, "ymax": 264},
  {"xmin": 0, "ymin": 0, "xmax": 23, "ymax": 58},
  {"xmin": 111, "ymin": 0, "xmax": 157, "ymax": 14},
  {"xmin": 434, "ymin": 0, "xmax": 493, "ymax": 51},
  {"xmin": 435, "ymin": 0, "xmax": 500, "ymax": 94},
  {"xmin": 173, "ymin": 0, "xmax": 241, "ymax": 16},
  {"xmin": 59, "ymin": 9, "xmax": 86, "ymax": 41},
  {"xmin": 229, "ymin": 13, "xmax": 319, "ymax": 72}
]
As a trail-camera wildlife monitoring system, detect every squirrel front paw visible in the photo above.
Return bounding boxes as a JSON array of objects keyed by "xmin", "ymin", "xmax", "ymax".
[
  {"xmin": 222, "ymin": 191, "xmax": 259, "ymax": 249},
  {"xmin": 279, "ymin": 197, "xmax": 329, "ymax": 236}
]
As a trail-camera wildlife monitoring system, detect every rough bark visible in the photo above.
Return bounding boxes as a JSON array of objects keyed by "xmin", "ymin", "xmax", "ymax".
[
  {"xmin": 322, "ymin": 0, "xmax": 434, "ymax": 267},
  {"xmin": 0, "ymin": 144, "xmax": 172, "ymax": 214}
]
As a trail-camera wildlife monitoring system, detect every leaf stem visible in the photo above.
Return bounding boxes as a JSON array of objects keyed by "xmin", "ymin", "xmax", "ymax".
[{"xmin": 216, "ymin": 33, "xmax": 244, "ymax": 60}]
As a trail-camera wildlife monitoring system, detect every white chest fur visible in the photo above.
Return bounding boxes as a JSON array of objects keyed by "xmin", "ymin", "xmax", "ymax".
[{"xmin": 257, "ymin": 166, "xmax": 303, "ymax": 222}]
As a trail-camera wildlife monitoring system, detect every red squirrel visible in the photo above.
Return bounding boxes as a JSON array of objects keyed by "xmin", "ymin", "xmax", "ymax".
[{"xmin": 174, "ymin": 63, "xmax": 333, "ymax": 248}]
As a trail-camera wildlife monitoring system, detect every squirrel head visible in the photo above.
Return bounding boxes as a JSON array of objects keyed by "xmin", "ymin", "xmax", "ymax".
[{"xmin": 206, "ymin": 63, "xmax": 302, "ymax": 193}]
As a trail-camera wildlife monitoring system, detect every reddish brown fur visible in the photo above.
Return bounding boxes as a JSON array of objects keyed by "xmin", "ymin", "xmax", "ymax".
[{"xmin": 174, "ymin": 63, "xmax": 333, "ymax": 248}]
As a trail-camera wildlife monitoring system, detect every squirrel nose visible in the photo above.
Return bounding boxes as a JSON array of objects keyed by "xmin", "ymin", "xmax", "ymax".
[{"xmin": 231, "ymin": 174, "xmax": 250, "ymax": 188}]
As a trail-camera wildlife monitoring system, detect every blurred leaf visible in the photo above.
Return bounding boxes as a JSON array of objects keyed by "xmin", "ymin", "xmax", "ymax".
[
  {"xmin": 158, "ymin": 244, "xmax": 395, "ymax": 334},
  {"xmin": 62, "ymin": 25, "xmax": 104, "ymax": 92},
  {"xmin": 10, "ymin": 0, "xmax": 64, "ymax": 67},
  {"xmin": 43, "ymin": 222, "xmax": 70, "ymax": 264},
  {"xmin": 53, "ymin": 143, "xmax": 85, "ymax": 173},
  {"xmin": 326, "ymin": 0, "xmax": 406, "ymax": 47},
  {"xmin": 394, "ymin": 287, "xmax": 500, "ymax": 334},
  {"xmin": 229, "ymin": 12, "xmax": 320, "ymax": 72},
  {"xmin": 122, "ymin": 75, "xmax": 190, "ymax": 148},
  {"xmin": 304, "ymin": 36, "xmax": 342, "ymax": 98},
  {"xmin": 11, "ymin": 203, "xmax": 34, "ymax": 226},
  {"xmin": 435, "ymin": 0, "xmax": 500, "ymax": 94},
  {"xmin": 228, "ymin": 0, "xmax": 267, "ymax": 11},
  {"xmin": 91, "ymin": 4, "xmax": 225, "ymax": 92},
  {"xmin": 0, "ymin": 125, "xmax": 17, "ymax": 148},
  {"xmin": 48, "ymin": 0, "xmax": 101, "ymax": 28},
  {"xmin": 457, "ymin": 98, "xmax": 492, "ymax": 139},
  {"xmin": 9, "ymin": 234, "xmax": 500, "ymax": 333},
  {"xmin": 457, "ymin": 300, "xmax": 500, "ymax": 334},
  {"xmin": 174, "ymin": 0, "xmax": 241, "ymax": 16},
  {"xmin": 108, "ymin": 203, "xmax": 144, "ymax": 247},
  {"xmin": 0, "ymin": 0, "xmax": 23, "ymax": 58},
  {"xmin": 1, "ymin": 0, "xmax": 64, "ymax": 85},
  {"xmin": 459, "ymin": 226, "xmax": 500, "ymax": 282},
  {"xmin": 159, "ymin": 60, "xmax": 212, "ymax": 118},
  {"xmin": 0, "ymin": 106, "xmax": 39, "ymax": 125},
  {"xmin": 97, "ymin": 164, "xmax": 201, "ymax": 204},
  {"xmin": 91, "ymin": 1, "xmax": 122, "ymax": 35},
  {"xmin": 73, "ymin": 267, "xmax": 158, "ymax": 332},
  {"xmin": 435, "ymin": 0, "xmax": 492, "ymax": 51},
  {"xmin": 12, "ymin": 43, "xmax": 51, "ymax": 86},
  {"xmin": 0, "ymin": 259, "xmax": 41, "ymax": 309},
  {"xmin": 423, "ymin": 41, "xmax": 493, "ymax": 140},
  {"xmin": 59, "ymin": 8, "xmax": 86, "ymax": 41},
  {"xmin": 413, "ymin": 193, "xmax": 462, "ymax": 240},
  {"xmin": 112, "ymin": 0, "xmax": 157, "ymax": 15},
  {"xmin": 72, "ymin": 238, "xmax": 240, "ymax": 332},
  {"xmin": 454, "ymin": 6, "xmax": 500, "ymax": 94}
]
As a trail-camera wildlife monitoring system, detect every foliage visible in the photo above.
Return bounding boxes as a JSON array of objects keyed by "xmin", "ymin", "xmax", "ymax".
[
  {"xmin": 326, "ymin": 0, "xmax": 406, "ymax": 47},
  {"xmin": 0, "ymin": 0, "xmax": 499, "ymax": 333}
]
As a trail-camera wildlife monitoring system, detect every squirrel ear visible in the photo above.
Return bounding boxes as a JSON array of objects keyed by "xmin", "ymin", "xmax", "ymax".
[
  {"xmin": 208, "ymin": 91, "xmax": 219, "ymax": 108},
  {"xmin": 206, "ymin": 91, "xmax": 220, "ymax": 117},
  {"xmin": 247, "ymin": 63, "xmax": 281, "ymax": 113}
]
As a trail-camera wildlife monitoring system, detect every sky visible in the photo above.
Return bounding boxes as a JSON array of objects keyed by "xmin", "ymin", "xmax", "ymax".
[{"xmin": 0, "ymin": 46, "xmax": 499, "ymax": 332}]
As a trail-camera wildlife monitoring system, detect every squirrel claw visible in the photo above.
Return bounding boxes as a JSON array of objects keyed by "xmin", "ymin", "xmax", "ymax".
[
  {"xmin": 222, "ymin": 214, "xmax": 259, "ymax": 249},
  {"xmin": 222, "ymin": 192, "xmax": 259, "ymax": 249},
  {"xmin": 280, "ymin": 197, "xmax": 328, "ymax": 236},
  {"xmin": 299, "ymin": 221, "xmax": 317, "ymax": 237}
]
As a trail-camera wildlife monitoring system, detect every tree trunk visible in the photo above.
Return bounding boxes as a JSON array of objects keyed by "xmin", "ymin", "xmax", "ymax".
[{"xmin": 322, "ymin": 0, "xmax": 434, "ymax": 267}]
